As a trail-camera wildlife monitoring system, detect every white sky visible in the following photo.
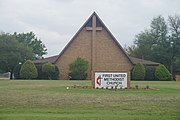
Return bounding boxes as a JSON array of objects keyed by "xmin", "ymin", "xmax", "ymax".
[{"xmin": 0, "ymin": 0, "xmax": 179, "ymax": 57}]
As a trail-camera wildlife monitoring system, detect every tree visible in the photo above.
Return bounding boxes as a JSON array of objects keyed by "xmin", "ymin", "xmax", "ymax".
[
  {"xmin": 126, "ymin": 14, "xmax": 180, "ymax": 78},
  {"xmin": 132, "ymin": 63, "xmax": 146, "ymax": 80},
  {"xmin": 155, "ymin": 64, "xmax": 171, "ymax": 80},
  {"xmin": 20, "ymin": 60, "xmax": 38, "ymax": 79},
  {"xmin": 14, "ymin": 32, "xmax": 47, "ymax": 58},
  {"xmin": 13, "ymin": 63, "xmax": 22, "ymax": 79},
  {"xmin": 0, "ymin": 33, "xmax": 33, "ymax": 79},
  {"xmin": 42, "ymin": 63, "xmax": 55, "ymax": 80},
  {"xmin": 69, "ymin": 58, "xmax": 88, "ymax": 80},
  {"xmin": 168, "ymin": 15, "xmax": 180, "ymax": 77},
  {"xmin": 124, "ymin": 45, "xmax": 143, "ymax": 58},
  {"xmin": 150, "ymin": 16, "xmax": 171, "ymax": 70}
]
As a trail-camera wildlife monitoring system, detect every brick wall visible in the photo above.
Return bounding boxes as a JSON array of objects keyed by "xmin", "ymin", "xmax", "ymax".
[
  {"xmin": 176, "ymin": 75, "xmax": 180, "ymax": 81},
  {"xmin": 55, "ymin": 28, "xmax": 92, "ymax": 80},
  {"xmin": 95, "ymin": 29, "xmax": 132, "ymax": 71},
  {"xmin": 55, "ymin": 25, "xmax": 133, "ymax": 87}
]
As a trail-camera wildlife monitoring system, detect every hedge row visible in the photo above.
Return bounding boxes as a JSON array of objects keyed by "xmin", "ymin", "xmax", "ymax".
[
  {"xmin": 36, "ymin": 64, "xmax": 59, "ymax": 80},
  {"xmin": 132, "ymin": 64, "xmax": 171, "ymax": 81},
  {"xmin": 14, "ymin": 61, "xmax": 59, "ymax": 80}
]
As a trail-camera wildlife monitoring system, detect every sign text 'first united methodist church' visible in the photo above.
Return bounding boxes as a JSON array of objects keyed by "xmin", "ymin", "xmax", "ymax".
[{"xmin": 95, "ymin": 72, "xmax": 128, "ymax": 89}]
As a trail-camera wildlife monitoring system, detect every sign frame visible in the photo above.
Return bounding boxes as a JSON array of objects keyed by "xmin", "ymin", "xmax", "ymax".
[{"xmin": 95, "ymin": 71, "xmax": 128, "ymax": 89}]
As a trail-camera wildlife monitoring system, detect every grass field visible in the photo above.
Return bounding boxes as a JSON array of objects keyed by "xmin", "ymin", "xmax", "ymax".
[{"xmin": 0, "ymin": 80, "xmax": 179, "ymax": 120}]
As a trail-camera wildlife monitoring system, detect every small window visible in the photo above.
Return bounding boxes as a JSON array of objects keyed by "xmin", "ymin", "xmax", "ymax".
[
  {"xmin": 96, "ymin": 17, "xmax": 102, "ymax": 27},
  {"xmin": 85, "ymin": 18, "xmax": 92, "ymax": 27}
]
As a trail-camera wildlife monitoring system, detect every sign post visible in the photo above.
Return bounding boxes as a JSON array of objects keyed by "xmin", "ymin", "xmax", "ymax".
[{"xmin": 95, "ymin": 72, "xmax": 128, "ymax": 89}]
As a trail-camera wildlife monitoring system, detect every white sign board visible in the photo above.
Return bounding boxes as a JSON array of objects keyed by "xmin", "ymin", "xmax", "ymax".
[{"xmin": 95, "ymin": 72, "xmax": 127, "ymax": 89}]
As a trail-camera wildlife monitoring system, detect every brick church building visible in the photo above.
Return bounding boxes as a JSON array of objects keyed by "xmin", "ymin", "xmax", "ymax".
[{"xmin": 34, "ymin": 12, "xmax": 159, "ymax": 86}]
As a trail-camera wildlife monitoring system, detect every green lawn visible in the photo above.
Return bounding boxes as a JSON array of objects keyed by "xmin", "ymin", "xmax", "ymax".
[{"xmin": 0, "ymin": 80, "xmax": 179, "ymax": 120}]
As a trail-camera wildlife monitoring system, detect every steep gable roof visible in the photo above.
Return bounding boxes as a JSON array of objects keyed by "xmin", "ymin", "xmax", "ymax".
[
  {"xmin": 55, "ymin": 12, "xmax": 133, "ymax": 64},
  {"xmin": 33, "ymin": 12, "xmax": 160, "ymax": 66}
]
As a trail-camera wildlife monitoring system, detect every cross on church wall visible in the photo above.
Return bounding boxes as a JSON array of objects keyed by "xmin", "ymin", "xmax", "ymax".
[
  {"xmin": 85, "ymin": 15, "xmax": 102, "ymax": 81},
  {"xmin": 86, "ymin": 15, "xmax": 102, "ymax": 31}
]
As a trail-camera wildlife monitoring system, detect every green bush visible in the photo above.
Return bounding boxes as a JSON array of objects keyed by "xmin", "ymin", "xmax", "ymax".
[
  {"xmin": 145, "ymin": 66, "xmax": 156, "ymax": 80},
  {"xmin": 69, "ymin": 57, "xmax": 88, "ymax": 80},
  {"xmin": 51, "ymin": 66, "xmax": 59, "ymax": 80},
  {"xmin": 20, "ymin": 60, "xmax": 38, "ymax": 79},
  {"xmin": 155, "ymin": 64, "xmax": 171, "ymax": 80},
  {"xmin": 36, "ymin": 64, "xmax": 47, "ymax": 79},
  {"xmin": 36, "ymin": 64, "xmax": 59, "ymax": 80},
  {"xmin": 132, "ymin": 63, "xmax": 146, "ymax": 80},
  {"xmin": 42, "ymin": 62, "xmax": 55, "ymax": 80}
]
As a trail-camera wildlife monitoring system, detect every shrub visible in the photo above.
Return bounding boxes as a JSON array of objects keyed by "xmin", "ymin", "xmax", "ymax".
[
  {"xmin": 132, "ymin": 63, "xmax": 146, "ymax": 80},
  {"xmin": 20, "ymin": 60, "xmax": 38, "ymax": 79},
  {"xmin": 69, "ymin": 57, "xmax": 88, "ymax": 80},
  {"xmin": 36, "ymin": 64, "xmax": 59, "ymax": 80},
  {"xmin": 145, "ymin": 66, "xmax": 156, "ymax": 80},
  {"xmin": 42, "ymin": 62, "xmax": 55, "ymax": 80},
  {"xmin": 36, "ymin": 64, "xmax": 47, "ymax": 79},
  {"xmin": 51, "ymin": 66, "xmax": 59, "ymax": 80},
  {"xmin": 155, "ymin": 64, "xmax": 171, "ymax": 80}
]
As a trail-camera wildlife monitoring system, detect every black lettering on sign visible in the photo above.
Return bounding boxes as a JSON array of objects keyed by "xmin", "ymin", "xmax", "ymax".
[
  {"xmin": 113, "ymin": 74, "xmax": 126, "ymax": 77},
  {"xmin": 102, "ymin": 74, "xmax": 113, "ymax": 77}
]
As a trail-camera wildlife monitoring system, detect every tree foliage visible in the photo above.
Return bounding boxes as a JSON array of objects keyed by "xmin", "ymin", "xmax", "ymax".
[
  {"xmin": 155, "ymin": 64, "xmax": 171, "ymax": 80},
  {"xmin": 20, "ymin": 60, "xmax": 38, "ymax": 79},
  {"xmin": 42, "ymin": 63, "xmax": 55, "ymax": 80},
  {"xmin": 126, "ymin": 15, "xmax": 180, "ymax": 78},
  {"xmin": 0, "ymin": 31, "xmax": 47, "ymax": 79},
  {"xmin": 0, "ymin": 33, "xmax": 33, "ymax": 79},
  {"xmin": 69, "ymin": 58, "xmax": 88, "ymax": 80},
  {"xmin": 14, "ymin": 32, "xmax": 47, "ymax": 58},
  {"xmin": 13, "ymin": 64, "xmax": 22, "ymax": 79},
  {"xmin": 132, "ymin": 63, "xmax": 146, "ymax": 80}
]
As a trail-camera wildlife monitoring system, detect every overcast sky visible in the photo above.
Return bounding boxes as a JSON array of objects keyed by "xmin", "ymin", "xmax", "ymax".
[{"xmin": 0, "ymin": 0, "xmax": 179, "ymax": 57}]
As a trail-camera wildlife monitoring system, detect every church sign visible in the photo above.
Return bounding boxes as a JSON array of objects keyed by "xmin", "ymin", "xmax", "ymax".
[{"xmin": 95, "ymin": 72, "xmax": 127, "ymax": 89}]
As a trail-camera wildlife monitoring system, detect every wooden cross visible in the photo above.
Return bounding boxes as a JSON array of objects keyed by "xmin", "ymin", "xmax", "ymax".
[
  {"xmin": 86, "ymin": 15, "xmax": 102, "ymax": 32},
  {"xmin": 86, "ymin": 15, "xmax": 102, "ymax": 83}
]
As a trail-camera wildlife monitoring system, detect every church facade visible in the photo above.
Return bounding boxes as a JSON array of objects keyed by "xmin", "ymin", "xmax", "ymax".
[
  {"xmin": 55, "ymin": 12, "xmax": 133, "ymax": 82},
  {"xmin": 34, "ymin": 12, "xmax": 159, "ymax": 87}
]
